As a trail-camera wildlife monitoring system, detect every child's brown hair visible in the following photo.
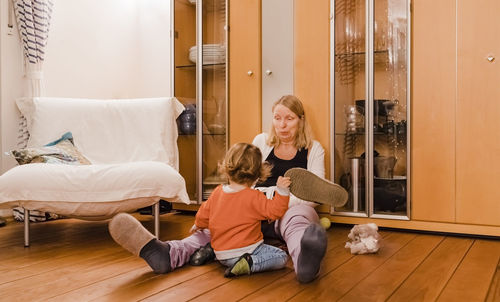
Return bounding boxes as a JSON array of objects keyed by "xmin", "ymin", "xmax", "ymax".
[{"xmin": 220, "ymin": 143, "xmax": 271, "ymax": 186}]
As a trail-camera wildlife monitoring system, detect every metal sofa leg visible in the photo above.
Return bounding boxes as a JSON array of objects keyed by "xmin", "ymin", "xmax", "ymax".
[
  {"xmin": 24, "ymin": 208, "xmax": 30, "ymax": 247},
  {"xmin": 153, "ymin": 202, "xmax": 160, "ymax": 238}
]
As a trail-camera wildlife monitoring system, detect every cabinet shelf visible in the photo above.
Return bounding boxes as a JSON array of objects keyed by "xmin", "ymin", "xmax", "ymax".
[
  {"xmin": 335, "ymin": 50, "xmax": 390, "ymax": 67},
  {"xmin": 185, "ymin": 0, "xmax": 226, "ymax": 12},
  {"xmin": 335, "ymin": 131, "xmax": 388, "ymax": 136},
  {"xmin": 335, "ymin": 49, "xmax": 389, "ymax": 57},
  {"xmin": 203, "ymin": 173, "xmax": 227, "ymax": 184},
  {"xmin": 176, "ymin": 63, "xmax": 225, "ymax": 70},
  {"xmin": 203, "ymin": 180, "xmax": 226, "ymax": 185},
  {"xmin": 179, "ymin": 132, "xmax": 227, "ymax": 136}
]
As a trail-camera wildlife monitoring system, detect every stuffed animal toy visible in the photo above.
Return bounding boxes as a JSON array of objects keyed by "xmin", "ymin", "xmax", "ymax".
[{"xmin": 345, "ymin": 223, "xmax": 381, "ymax": 254}]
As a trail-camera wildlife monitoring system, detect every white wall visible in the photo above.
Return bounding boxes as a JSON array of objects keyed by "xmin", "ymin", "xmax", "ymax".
[{"xmin": 0, "ymin": 0, "xmax": 172, "ymax": 173}]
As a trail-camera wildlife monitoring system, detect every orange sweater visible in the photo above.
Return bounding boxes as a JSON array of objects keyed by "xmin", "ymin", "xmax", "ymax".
[{"xmin": 194, "ymin": 185, "xmax": 289, "ymax": 253}]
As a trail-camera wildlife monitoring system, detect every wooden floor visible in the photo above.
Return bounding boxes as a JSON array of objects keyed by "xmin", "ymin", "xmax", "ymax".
[{"xmin": 0, "ymin": 212, "xmax": 499, "ymax": 302}]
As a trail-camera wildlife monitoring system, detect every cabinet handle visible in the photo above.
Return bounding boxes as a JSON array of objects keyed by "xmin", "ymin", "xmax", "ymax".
[
  {"xmin": 247, "ymin": 70, "xmax": 254, "ymax": 76},
  {"xmin": 487, "ymin": 55, "xmax": 495, "ymax": 62},
  {"xmin": 265, "ymin": 70, "xmax": 273, "ymax": 76}
]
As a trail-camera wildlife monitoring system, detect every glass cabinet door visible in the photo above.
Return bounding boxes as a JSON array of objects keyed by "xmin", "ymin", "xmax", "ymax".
[
  {"xmin": 174, "ymin": 0, "xmax": 228, "ymax": 202},
  {"xmin": 333, "ymin": 0, "xmax": 368, "ymax": 215},
  {"xmin": 201, "ymin": 0, "xmax": 227, "ymax": 201},
  {"xmin": 331, "ymin": 0, "xmax": 410, "ymax": 219}
]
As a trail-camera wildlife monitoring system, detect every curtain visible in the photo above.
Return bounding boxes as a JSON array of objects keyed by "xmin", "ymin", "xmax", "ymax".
[
  {"xmin": 12, "ymin": 0, "xmax": 54, "ymax": 222},
  {"xmin": 12, "ymin": 0, "xmax": 54, "ymax": 97}
]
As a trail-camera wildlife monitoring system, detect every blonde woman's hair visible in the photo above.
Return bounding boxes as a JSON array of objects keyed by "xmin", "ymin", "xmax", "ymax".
[
  {"xmin": 267, "ymin": 95, "xmax": 314, "ymax": 150},
  {"xmin": 220, "ymin": 143, "xmax": 272, "ymax": 186}
]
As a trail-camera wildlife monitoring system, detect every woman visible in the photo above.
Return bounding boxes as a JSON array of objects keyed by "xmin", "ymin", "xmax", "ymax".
[
  {"xmin": 108, "ymin": 95, "xmax": 347, "ymax": 283},
  {"xmin": 251, "ymin": 95, "xmax": 348, "ymax": 282}
]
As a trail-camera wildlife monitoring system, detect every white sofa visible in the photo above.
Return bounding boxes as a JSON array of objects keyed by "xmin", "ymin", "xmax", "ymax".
[{"xmin": 0, "ymin": 97, "xmax": 192, "ymax": 246}]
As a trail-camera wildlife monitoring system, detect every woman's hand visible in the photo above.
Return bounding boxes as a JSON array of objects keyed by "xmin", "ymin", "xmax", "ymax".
[{"xmin": 276, "ymin": 176, "xmax": 291, "ymax": 190}]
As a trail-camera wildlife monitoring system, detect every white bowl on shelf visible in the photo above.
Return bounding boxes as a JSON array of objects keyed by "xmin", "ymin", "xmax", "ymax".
[
  {"xmin": 188, "ymin": 44, "xmax": 226, "ymax": 64},
  {"xmin": 189, "ymin": 44, "xmax": 226, "ymax": 51},
  {"xmin": 189, "ymin": 54, "xmax": 225, "ymax": 64}
]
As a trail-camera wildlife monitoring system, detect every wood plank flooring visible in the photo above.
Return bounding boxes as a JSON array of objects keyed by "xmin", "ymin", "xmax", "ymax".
[{"xmin": 0, "ymin": 212, "xmax": 498, "ymax": 301}]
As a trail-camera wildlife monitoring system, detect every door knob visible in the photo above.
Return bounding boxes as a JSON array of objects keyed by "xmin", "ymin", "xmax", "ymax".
[
  {"xmin": 487, "ymin": 55, "xmax": 495, "ymax": 62},
  {"xmin": 247, "ymin": 70, "xmax": 253, "ymax": 76},
  {"xmin": 265, "ymin": 70, "xmax": 272, "ymax": 76}
]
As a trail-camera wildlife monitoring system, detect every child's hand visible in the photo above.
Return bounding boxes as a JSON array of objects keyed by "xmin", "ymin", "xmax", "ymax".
[
  {"xmin": 276, "ymin": 176, "xmax": 291, "ymax": 189},
  {"xmin": 190, "ymin": 224, "xmax": 201, "ymax": 234}
]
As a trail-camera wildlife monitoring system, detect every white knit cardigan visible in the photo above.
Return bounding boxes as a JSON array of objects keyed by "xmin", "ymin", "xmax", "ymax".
[{"xmin": 252, "ymin": 133, "xmax": 325, "ymax": 207}]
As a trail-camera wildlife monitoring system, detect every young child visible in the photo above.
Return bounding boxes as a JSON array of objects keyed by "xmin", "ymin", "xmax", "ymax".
[{"xmin": 193, "ymin": 142, "xmax": 291, "ymax": 277}]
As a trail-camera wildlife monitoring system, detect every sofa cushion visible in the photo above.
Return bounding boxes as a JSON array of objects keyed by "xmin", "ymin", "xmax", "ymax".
[
  {"xmin": 8, "ymin": 132, "xmax": 91, "ymax": 222},
  {"xmin": 9, "ymin": 132, "xmax": 91, "ymax": 165},
  {"xmin": 0, "ymin": 161, "xmax": 191, "ymax": 218}
]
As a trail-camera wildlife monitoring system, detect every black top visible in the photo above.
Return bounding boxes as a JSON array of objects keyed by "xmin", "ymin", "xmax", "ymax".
[{"xmin": 257, "ymin": 147, "xmax": 308, "ymax": 187}]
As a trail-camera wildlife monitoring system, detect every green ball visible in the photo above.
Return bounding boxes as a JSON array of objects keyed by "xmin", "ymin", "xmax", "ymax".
[{"xmin": 319, "ymin": 217, "xmax": 331, "ymax": 230}]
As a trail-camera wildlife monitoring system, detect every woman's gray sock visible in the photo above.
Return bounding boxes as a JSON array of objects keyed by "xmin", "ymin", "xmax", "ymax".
[
  {"xmin": 108, "ymin": 213, "xmax": 155, "ymax": 256},
  {"xmin": 296, "ymin": 223, "xmax": 327, "ymax": 283},
  {"xmin": 108, "ymin": 213, "xmax": 172, "ymax": 274},
  {"xmin": 139, "ymin": 239, "xmax": 172, "ymax": 274}
]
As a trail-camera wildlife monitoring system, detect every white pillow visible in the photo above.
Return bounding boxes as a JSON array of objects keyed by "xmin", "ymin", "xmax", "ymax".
[{"xmin": 16, "ymin": 97, "xmax": 185, "ymax": 169}]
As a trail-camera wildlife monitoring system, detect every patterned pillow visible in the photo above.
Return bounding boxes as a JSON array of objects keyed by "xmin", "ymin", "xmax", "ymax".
[
  {"xmin": 10, "ymin": 132, "xmax": 91, "ymax": 165},
  {"xmin": 9, "ymin": 132, "xmax": 90, "ymax": 222}
]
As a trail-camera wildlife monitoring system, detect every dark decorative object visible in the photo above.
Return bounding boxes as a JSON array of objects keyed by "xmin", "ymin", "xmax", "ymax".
[
  {"xmin": 178, "ymin": 104, "xmax": 196, "ymax": 135},
  {"xmin": 355, "ymin": 99, "xmax": 395, "ymax": 117},
  {"xmin": 374, "ymin": 177, "xmax": 406, "ymax": 212}
]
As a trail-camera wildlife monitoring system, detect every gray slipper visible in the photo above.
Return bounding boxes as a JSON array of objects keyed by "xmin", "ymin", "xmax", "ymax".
[
  {"xmin": 108, "ymin": 213, "xmax": 155, "ymax": 256},
  {"xmin": 284, "ymin": 168, "xmax": 348, "ymax": 207}
]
